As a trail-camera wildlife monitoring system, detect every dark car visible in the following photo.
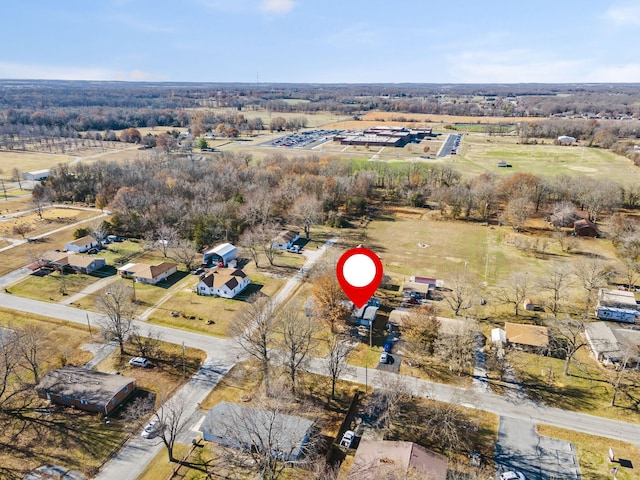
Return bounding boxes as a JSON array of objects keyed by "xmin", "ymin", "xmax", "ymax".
[{"xmin": 383, "ymin": 342, "xmax": 393, "ymax": 353}]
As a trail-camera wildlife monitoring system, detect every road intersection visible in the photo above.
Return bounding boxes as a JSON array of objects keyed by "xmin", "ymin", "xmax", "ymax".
[{"xmin": 0, "ymin": 237, "xmax": 638, "ymax": 479}]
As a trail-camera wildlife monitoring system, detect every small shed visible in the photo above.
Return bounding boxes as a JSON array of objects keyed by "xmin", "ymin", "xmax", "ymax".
[
  {"xmin": 64, "ymin": 236, "xmax": 99, "ymax": 253},
  {"xmin": 573, "ymin": 218, "xmax": 597, "ymax": 237}
]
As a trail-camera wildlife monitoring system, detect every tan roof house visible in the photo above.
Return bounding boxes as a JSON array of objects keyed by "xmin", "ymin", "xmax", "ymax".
[
  {"xmin": 36, "ymin": 366, "xmax": 135, "ymax": 415},
  {"xmin": 347, "ymin": 440, "xmax": 448, "ymax": 480},
  {"xmin": 505, "ymin": 322, "xmax": 549, "ymax": 350},
  {"xmin": 118, "ymin": 261, "xmax": 177, "ymax": 285}
]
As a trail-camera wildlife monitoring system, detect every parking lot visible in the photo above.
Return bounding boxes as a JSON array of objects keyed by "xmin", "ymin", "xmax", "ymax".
[
  {"xmin": 268, "ymin": 129, "xmax": 342, "ymax": 148},
  {"xmin": 438, "ymin": 133, "xmax": 462, "ymax": 157}
]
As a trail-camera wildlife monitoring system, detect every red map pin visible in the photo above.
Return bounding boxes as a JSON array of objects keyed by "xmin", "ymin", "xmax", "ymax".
[{"xmin": 336, "ymin": 247, "xmax": 383, "ymax": 308}]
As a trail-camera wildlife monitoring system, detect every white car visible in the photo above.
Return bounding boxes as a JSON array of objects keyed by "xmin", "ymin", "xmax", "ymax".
[
  {"xmin": 141, "ymin": 419, "xmax": 161, "ymax": 439},
  {"xmin": 500, "ymin": 472, "xmax": 525, "ymax": 480},
  {"xmin": 129, "ymin": 356, "xmax": 150, "ymax": 368},
  {"xmin": 339, "ymin": 430, "xmax": 355, "ymax": 448},
  {"xmin": 379, "ymin": 351, "xmax": 389, "ymax": 364}
]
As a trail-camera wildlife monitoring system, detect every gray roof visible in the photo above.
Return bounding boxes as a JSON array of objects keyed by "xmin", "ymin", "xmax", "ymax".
[
  {"xmin": 201, "ymin": 401, "xmax": 314, "ymax": 458},
  {"xmin": 36, "ymin": 366, "xmax": 135, "ymax": 405},
  {"xmin": 204, "ymin": 243, "xmax": 237, "ymax": 257}
]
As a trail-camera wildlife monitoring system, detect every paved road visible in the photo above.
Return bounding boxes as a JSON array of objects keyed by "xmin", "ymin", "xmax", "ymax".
[{"xmin": 303, "ymin": 357, "xmax": 640, "ymax": 447}]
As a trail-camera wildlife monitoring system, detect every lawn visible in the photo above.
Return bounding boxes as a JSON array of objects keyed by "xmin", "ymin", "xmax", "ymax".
[
  {"xmin": 537, "ymin": 425, "xmax": 640, "ymax": 480},
  {"xmin": 507, "ymin": 347, "xmax": 640, "ymax": 424},
  {"xmin": 455, "ymin": 134, "xmax": 640, "ymax": 184},
  {"xmin": 7, "ymin": 270, "xmax": 102, "ymax": 302},
  {"xmin": 0, "ymin": 151, "xmax": 75, "ymax": 179}
]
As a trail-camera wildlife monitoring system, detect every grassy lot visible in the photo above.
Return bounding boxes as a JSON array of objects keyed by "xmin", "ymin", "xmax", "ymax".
[
  {"xmin": 0, "ymin": 206, "xmax": 102, "ymax": 240},
  {"xmin": 507, "ymin": 348, "xmax": 640, "ymax": 424},
  {"xmin": 537, "ymin": 425, "xmax": 640, "ymax": 480},
  {"xmin": 455, "ymin": 134, "xmax": 640, "ymax": 184},
  {"xmin": 0, "ymin": 151, "xmax": 75, "ymax": 179},
  {"xmin": 94, "ymin": 341, "xmax": 207, "ymax": 396},
  {"xmin": 7, "ymin": 270, "xmax": 104, "ymax": 302}
]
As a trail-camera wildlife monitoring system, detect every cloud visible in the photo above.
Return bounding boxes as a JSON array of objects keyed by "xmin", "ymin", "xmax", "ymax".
[
  {"xmin": 0, "ymin": 62, "xmax": 115, "ymax": 81},
  {"xmin": 604, "ymin": 3, "xmax": 640, "ymax": 26},
  {"xmin": 198, "ymin": 0, "xmax": 294, "ymax": 14},
  {"xmin": 446, "ymin": 49, "xmax": 590, "ymax": 83},
  {"xmin": 0, "ymin": 62, "xmax": 159, "ymax": 82},
  {"xmin": 259, "ymin": 0, "xmax": 295, "ymax": 14}
]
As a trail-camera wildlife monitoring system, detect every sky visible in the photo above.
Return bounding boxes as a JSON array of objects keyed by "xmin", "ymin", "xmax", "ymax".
[{"xmin": 1, "ymin": 0, "xmax": 639, "ymax": 84}]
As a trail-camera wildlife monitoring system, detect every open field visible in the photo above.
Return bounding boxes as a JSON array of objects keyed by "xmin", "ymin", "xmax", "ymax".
[
  {"xmin": 537, "ymin": 425, "xmax": 640, "ymax": 480},
  {"xmin": 0, "ymin": 151, "xmax": 75, "ymax": 179},
  {"xmin": 455, "ymin": 133, "xmax": 640, "ymax": 184},
  {"xmin": 0, "ymin": 206, "xmax": 101, "ymax": 239}
]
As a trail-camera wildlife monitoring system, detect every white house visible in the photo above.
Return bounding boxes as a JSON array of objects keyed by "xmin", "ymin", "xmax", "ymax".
[
  {"xmin": 117, "ymin": 261, "xmax": 178, "ymax": 285},
  {"xmin": 197, "ymin": 267, "xmax": 250, "ymax": 298},
  {"xmin": 64, "ymin": 235, "xmax": 99, "ymax": 253},
  {"xmin": 271, "ymin": 230, "xmax": 300, "ymax": 250},
  {"xmin": 203, "ymin": 243, "xmax": 238, "ymax": 266}
]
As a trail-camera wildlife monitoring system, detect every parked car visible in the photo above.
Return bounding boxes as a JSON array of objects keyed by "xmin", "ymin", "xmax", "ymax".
[
  {"xmin": 141, "ymin": 419, "xmax": 161, "ymax": 439},
  {"xmin": 129, "ymin": 356, "xmax": 150, "ymax": 368},
  {"xmin": 383, "ymin": 342, "xmax": 393, "ymax": 353},
  {"xmin": 379, "ymin": 352, "xmax": 390, "ymax": 364},
  {"xmin": 339, "ymin": 430, "xmax": 355, "ymax": 448},
  {"xmin": 500, "ymin": 472, "xmax": 525, "ymax": 480}
]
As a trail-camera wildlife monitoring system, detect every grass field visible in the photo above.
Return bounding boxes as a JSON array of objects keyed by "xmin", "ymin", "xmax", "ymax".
[
  {"xmin": 0, "ymin": 151, "xmax": 75, "ymax": 179},
  {"xmin": 454, "ymin": 134, "xmax": 640, "ymax": 184}
]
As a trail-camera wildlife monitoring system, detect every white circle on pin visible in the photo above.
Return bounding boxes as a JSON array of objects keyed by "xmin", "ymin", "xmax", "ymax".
[{"xmin": 343, "ymin": 254, "xmax": 376, "ymax": 287}]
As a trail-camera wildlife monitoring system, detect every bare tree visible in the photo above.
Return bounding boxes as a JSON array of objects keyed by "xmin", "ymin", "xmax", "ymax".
[
  {"xmin": 0, "ymin": 328, "xmax": 21, "ymax": 411},
  {"xmin": 170, "ymin": 239, "xmax": 199, "ymax": 271},
  {"xmin": 96, "ymin": 281, "xmax": 135, "ymax": 355},
  {"xmin": 503, "ymin": 196, "xmax": 534, "ymax": 231},
  {"xmin": 290, "ymin": 195, "xmax": 322, "ymax": 239},
  {"xmin": 552, "ymin": 317, "xmax": 589, "ymax": 376},
  {"xmin": 399, "ymin": 304, "xmax": 440, "ymax": 366},
  {"xmin": 276, "ymin": 305, "xmax": 317, "ymax": 396},
  {"xmin": 230, "ymin": 295, "xmax": 275, "ymax": 395},
  {"xmin": 573, "ymin": 256, "xmax": 616, "ymax": 312},
  {"xmin": 435, "ymin": 326, "xmax": 477, "ymax": 376},
  {"xmin": 128, "ymin": 326, "xmax": 162, "ymax": 359},
  {"xmin": 12, "ymin": 168, "xmax": 22, "ymax": 190},
  {"xmin": 261, "ymin": 223, "xmax": 281, "ymax": 267},
  {"xmin": 16, "ymin": 325, "xmax": 49, "ymax": 385},
  {"xmin": 311, "ymin": 271, "xmax": 348, "ymax": 334},
  {"xmin": 213, "ymin": 394, "xmax": 320, "ymax": 480},
  {"xmin": 123, "ymin": 395, "xmax": 155, "ymax": 424},
  {"xmin": 155, "ymin": 223, "xmax": 179, "ymax": 258},
  {"xmin": 443, "ymin": 272, "xmax": 476, "ymax": 316},
  {"xmin": 372, "ymin": 372, "xmax": 412, "ymax": 434},
  {"xmin": 538, "ymin": 265, "xmax": 573, "ymax": 317},
  {"xmin": 498, "ymin": 271, "xmax": 530, "ymax": 316},
  {"xmin": 326, "ymin": 335, "xmax": 350, "ymax": 400},
  {"xmin": 12, "ymin": 223, "xmax": 33, "ymax": 239},
  {"xmin": 155, "ymin": 393, "xmax": 189, "ymax": 464},
  {"xmin": 240, "ymin": 225, "xmax": 263, "ymax": 268}
]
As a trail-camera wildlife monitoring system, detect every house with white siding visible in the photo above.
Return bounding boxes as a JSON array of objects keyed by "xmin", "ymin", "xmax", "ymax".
[{"xmin": 197, "ymin": 267, "xmax": 250, "ymax": 298}]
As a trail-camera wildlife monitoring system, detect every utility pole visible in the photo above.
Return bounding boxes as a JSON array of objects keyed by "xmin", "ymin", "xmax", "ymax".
[
  {"xmin": 1, "ymin": 180, "xmax": 7, "ymax": 202},
  {"xmin": 182, "ymin": 341, "xmax": 186, "ymax": 379},
  {"xmin": 86, "ymin": 313, "xmax": 93, "ymax": 341}
]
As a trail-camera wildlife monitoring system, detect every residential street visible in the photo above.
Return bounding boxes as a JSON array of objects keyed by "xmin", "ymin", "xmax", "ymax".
[{"xmin": 1, "ymin": 235, "xmax": 639, "ymax": 479}]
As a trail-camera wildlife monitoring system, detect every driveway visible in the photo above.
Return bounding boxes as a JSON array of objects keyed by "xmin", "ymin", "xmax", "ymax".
[{"xmin": 496, "ymin": 416, "xmax": 581, "ymax": 480}]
